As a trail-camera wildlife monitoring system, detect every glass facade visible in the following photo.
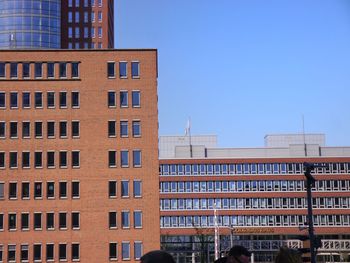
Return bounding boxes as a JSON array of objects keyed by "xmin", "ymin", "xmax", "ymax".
[{"xmin": 0, "ymin": 0, "xmax": 60, "ymax": 49}]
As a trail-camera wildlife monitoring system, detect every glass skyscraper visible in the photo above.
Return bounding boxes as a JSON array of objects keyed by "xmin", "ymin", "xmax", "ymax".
[{"xmin": 0, "ymin": 0, "xmax": 60, "ymax": 49}]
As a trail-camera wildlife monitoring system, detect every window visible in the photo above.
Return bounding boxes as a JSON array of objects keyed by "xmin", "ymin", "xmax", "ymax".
[
  {"xmin": 22, "ymin": 122, "xmax": 30, "ymax": 138},
  {"xmin": 0, "ymin": 122, "xmax": 4, "ymax": 138},
  {"xmin": 9, "ymin": 182, "xmax": 17, "ymax": 199},
  {"xmin": 72, "ymin": 91, "xmax": 79, "ymax": 108},
  {"xmin": 47, "ymin": 152, "xmax": 55, "ymax": 168},
  {"xmin": 22, "ymin": 182, "xmax": 30, "ymax": 199},
  {"xmin": 46, "ymin": 244, "xmax": 54, "ymax": 261},
  {"xmin": 35, "ymin": 121, "xmax": 43, "ymax": 138},
  {"xmin": 121, "ymin": 181, "xmax": 129, "ymax": 197},
  {"xmin": 75, "ymin": 11, "xmax": 79, "ymax": 23},
  {"xmin": 72, "ymin": 151, "xmax": 80, "ymax": 168},
  {"xmin": 10, "ymin": 92, "xmax": 18, "ymax": 108},
  {"xmin": 60, "ymin": 151, "xmax": 68, "ymax": 167},
  {"xmin": 34, "ymin": 182, "xmax": 42, "ymax": 199},
  {"xmin": 132, "ymin": 181, "xmax": 141, "ymax": 198},
  {"xmin": 34, "ymin": 213, "xmax": 42, "ymax": 229},
  {"xmin": 8, "ymin": 245, "xmax": 16, "ymax": 262},
  {"xmin": 131, "ymin": 62, "xmax": 140, "ymax": 78},
  {"xmin": 121, "ymin": 211, "xmax": 130, "ymax": 228},
  {"xmin": 0, "ymin": 92, "xmax": 5, "ymax": 108},
  {"xmin": 109, "ymin": 150, "xmax": 116, "ymax": 167},
  {"xmin": 47, "ymin": 92, "xmax": 55, "ymax": 108},
  {"xmin": 72, "ymin": 244, "xmax": 80, "ymax": 261},
  {"xmin": 10, "ymin": 122, "xmax": 17, "ymax": 138},
  {"xmin": 120, "ymin": 121, "xmax": 128, "ymax": 137},
  {"xmin": 134, "ymin": 211, "xmax": 142, "ymax": 228},
  {"xmin": 59, "ymin": 182, "xmax": 67, "ymax": 198},
  {"xmin": 108, "ymin": 121, "xmax": 116, "ymax": 137},
  {"xmin": 10, "ymin": 62, "xmax": 18, "ymax": 78},
  {"xmin": 69, "ymin": 0, "xmax": 73, "ymax": 7},
  {"xmin": 109, "ymin": 211, "xmax": 117, "ymax": 228},
  {"xmin": 119, "ymin": 62, "xmax": 127, "ymax": 78},
  {"xmin": 98, "ymin": 11, "xmax": 102, "ymax": 21},
  {"xmin": 33, "ymin": 244, "xmax": 41, "ymax": 261},
  {"xmin": 98, "ymin": 0, "xmax": 102, "ymax": 6},
  {"xmin": 134, "ymin": 242, "xmax": 143, "ymax": 260},
  {"xmin": 0, "ymin": 62, "xmax": 5, "ymax": 78},
  {"xmin": 109, "ymin": 181, "xmax": 116, "ymax": 198},
  {"xmin": 22, "ymin": 152, "xmax": 30, "ymax": 168},
  {"xmin": 84, "ymin": 11, "xmax": 88, "ymax": 22},
  {"xmin": 45, "ymin": 182, "xmax": 54, "ymax": 199},
  {"xmin": 59, "ymin": 121, "xmax": 67, "ymax": 137},
  {"xmin": 59, "ymin": 92, "xmax": 67, "ymax": 108},
  {"xmin": 71, "ymin": 121, "xmax": 80, "ymax": 138},
  {"xmin": 0, "ymin": 152, "xmax": 4, "ymax": 168},
  {"xmin": 121, "ymin": 151, "xmax": 129, "ymax": 167},
  {"xmin": 72, "ymin": 62, "xmax": 79, "ymax": 78},
  {"xmin": 120, "ymin": 91, "xmax": 128, "ymax": 107},
  {"xmin": 22, "ymin": 92, "xmax": 30, "ymax": 108},
  {"xmin": 107, "ymin": 62, "xmax": 115, "ymax": 78},
  {"xmin": 109, "ymin": 243, "xmax": 117, "ymax": 260},
  {"xmin": 59, "ymin": 63, "xmax": 67, "ymax": 78},
  {"xmin": 68, "ymin": 11, "xmax": 73, "ymax": 22},
  {"xmin": 98, "ymin": 27, "xmax": 102, "ymax": 38},
  {"xmin": 21, "ymin": 244, "xmax": 29, "ymax": 261},
  {"xmin": 59, "ymin": 244, "xmax": 67, "ymax": 261},
  {"xmin": 122, "ymin": 242, "xmax": 130, "ymax": 260},
  {"xmin": 35, "ymin": 63, "xmax": 42, "ymax": 78},
  {"xmin": 9, "ymin": 214, "xmax": 16, "ymax": 230},
  {"xmin": 21, "ymin": 213, "xmax": 29, "ymax": 230},
  {"xmin": 34, "ymin": 151, "xmax": 42, "ymax": 168},
  {"xmin": 10, "ymin": 152, "xmax": 18, "ymax": 168},
  {"xmin": 72, "ymin": 212, "xmax": 80, "ymax": 229},
  {"xmin": 46, "ymin": 213, "xmax": 54, "ymax": 230},
  {"xmin": 0, "ymin": 183, "xmax": 3, "ymax": 199},
  {"xmin": 47, "ymin": 62, "xmax": 55, "ymax": 78},
  {"xmin": 47, "ymin": 121, "xmax": 55, "ymax": 138},
  {"xmin": 59, "ymin": 212, "xmax": 67, "ymax": 229},
  {"xmin": 108, "ymin": 91, "xmax": 116, "ymax": 107},
  {"xmin": 75, "ymin": 27, "xmax": 80, "ymax": 38},
  {"xmin": 34, "ymin": 92, "xmax": 43, "ymax": 108},
  {"xmin": 91, "ymin": 27, "xmax": 95, "ymax": 38},
  {"xmin": 132, "ymin": 91, "xmax": 140, "ymax": 107},
  {"xmin": 133, "ymin": 150, "xmax": 141, "ymax": 167},
  {"xmin": 72, "ymin": 181, "xmax": 80, "ymax": 198},
  {"xmin": 23, "ymin": 62, "xmax": 30, "ymax": 78},
  {"xmin": 132, "ymin": 121, "xmax": 141, "ymax": 137}
]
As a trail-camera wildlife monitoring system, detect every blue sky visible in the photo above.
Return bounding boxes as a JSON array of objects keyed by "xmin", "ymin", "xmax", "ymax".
[{"xmin": 115, "ymin": 0, "xmax": 350, "ymax": 147}]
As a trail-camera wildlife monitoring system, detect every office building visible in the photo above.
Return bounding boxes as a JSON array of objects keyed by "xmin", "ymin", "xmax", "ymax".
[
  {"xmin": 0, "ymin": 0, "xmax": 114, "ymax": 49},
  {"xmin": 0, "ymin": 49, "xmax": 159, "ymax": 262},
  {"xmin": 159, "ymin": 134, "xmax": 350, "ymax": 262}
]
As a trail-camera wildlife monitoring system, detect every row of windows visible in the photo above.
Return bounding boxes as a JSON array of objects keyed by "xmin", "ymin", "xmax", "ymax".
[
  {"xmin": 0, "ymin": 62, "xmax": 79, "ymax": 80},
  {"xmin": 108, "ymin": 180, "xmax": 142, "ymax": 198},
  {"xmin": 0, "ymin": 91, "xmax": 80, "ymax": 109},
  {"xmin": 108, "ymin": 150, "xmax": 142, "ymax": 168},
  {"xmin": 0, "ymin": 121, "xmax": 80, "ymax": 139},
  {"xmin": 0, "ymin": 181, "xmax": 80, "ymax": 200},
  {"xmin": 0, "ymin": 243, "xmax": 80, "ymax": 262},
  {"xmin": 108, "ymin": 120, "xmax": 141, "ymax": 138},
  {"xmin": 160, "ymin": 162, "xmax": 350, "ymax": 176},
  {"xmin": 107, "ymin": 61, "xmax": 140, "ymax": 79},
  {"xmin": 109, "ymin": 211, "xmax": 143, "ymax": 229},
  {"xmin": 0, "ymin": 212, "xmax": 80, "ymax": 231},
  {"xmin": 0, "ymin": 151, "xmax": 80, "ymax": 169},
  {"xmin": 68, "ymin": 41, "xmax": 104, "ymax": 49},
  {"xmin": 161, "ymin": 214, "xmax": 350, "ymax": 228},
  {"xmin": 68, "ymin": 0, "xmax": 103, "ymax": 8},
  {"xmin": 108, "ymin": 90, "xmax": 141, "ymax": 107},
  {"xmin": 68, "ymin": 10, "xmax": 103, "ymax": 23},
  {"xmin": 68, "ymin": 26, "xmax": 103, "ymax": 39},
  {"xmin": 109, "ymin": 242, "xmax": 143, "ymax": 261},
  {"xmin": 160, "ymin": 196, "xmax": 350, "ymax": 210},
  {"xmin": 160, "ymin": 180, "xmax": 350, "ymax": 193}
]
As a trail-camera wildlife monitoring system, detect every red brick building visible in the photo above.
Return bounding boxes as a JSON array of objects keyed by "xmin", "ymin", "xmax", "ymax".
[
  {"xmin": 0, "ymin": 49, "xmax": 159, "ymax": 262},
  {"xmin": 61, "ymin": 0, "xmax": 114, "ymax": 49}
]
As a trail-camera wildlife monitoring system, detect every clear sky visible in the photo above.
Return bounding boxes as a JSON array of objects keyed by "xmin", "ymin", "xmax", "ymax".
[{"xmin": 115, "ymin": 0, "xmax": 350, "ymax": 147}]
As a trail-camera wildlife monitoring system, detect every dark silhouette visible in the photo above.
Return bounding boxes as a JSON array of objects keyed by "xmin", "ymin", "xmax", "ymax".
[{"xmin": 140, "ymin": 250, "xmax": 175, "ymax": 263}]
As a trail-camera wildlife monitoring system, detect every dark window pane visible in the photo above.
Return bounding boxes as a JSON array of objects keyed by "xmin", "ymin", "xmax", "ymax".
[
  {"xmin": 35, "ymin": 92, "xmax": 43, "ymax": 107},
  {"xmin": 108, "ymin": 121, "xmax": 116, "ymax": 137},
  {"xmin": 131, "ymin": 62, "xmax": 139, "ymax": 78},
  {"xmin": 22, "ymin": 92, "xmax": 30, "ymax": 108},
  {"xmin": 59, "ymin": 63, "xmax": 67, "ymax": 77},
  {"xmin": 109, "ymin": 151, "xmax": 116, "ymax": 167},
  {"xmin": 10, "ymin": 63, "xmax": 18, "ymax": 78},
  {"xmin": 0, "ymin": 92, "xmax": 5, "ymax": 107},
  {"xmin": 22, "ymin": 152, "xmax": 30, "ymax": 168},
  {"xmin": 71, "ymin": 62, "xmax": 79, "ymax": 78},
  {"xmin": 108, "ymin": 91, "xmax": 116, "ymax": 107},
  {"xmin": 107, "ymin": 62, "xmax": 115, "ymax": 77},
  {"xmin": 59, "ymin": 92, "xmax": 67, "ymax": 107},
  {"xmin": 22, "ymin": 122, "xmax": 30, "ymax": 138},
  {"xmin": 72, "ymin": 151, "xmax": 80, "ymax": 167},
  {"xmin": 47, "ymin": 92, "xmax": 55, "ymax": 107},
  {"xmin": 120, "ymin": 91, "xmax": 128, "ymax": 107},
  {"xmin": 47, "ymin": 62, "xmax": 55, "ymax": 78},
  {"xmin": 72, "ymin": 92, "xmax": 79, "ymax": 107},
  {"xmin": 10, "ymin": 92, "xmax": 18, "ymax": 108},
  {"xmin": 132, "ymin": 91, "xmax": 140, "ymax": 107},
  {"xmin": 22, "ymin": 63, "xmax": 30, "ymax": 78},
  {"xmin": 35, "ymin": 63, "xmax": 42, "ymax": 78},
  {"xmin": 119, "ymin": 62, "xmax": 127, "ymax": 77},
  {"xmin": 60, "ymin": 182, "xmax": 67, "ymax": 198}
]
